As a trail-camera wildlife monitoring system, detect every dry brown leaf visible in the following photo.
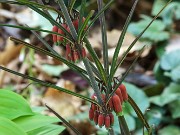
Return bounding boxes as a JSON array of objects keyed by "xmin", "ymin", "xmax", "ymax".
[
  {"xmin": 43, "ymin": 80, "xmax": 82, "ymax": 118},
  {"xmin": 88, "ymin": 28, "xmax": 144, "ymax": 61},
  {"xmin": 0, "ymin": 38, "xmax": 23, "ymax": 65}
]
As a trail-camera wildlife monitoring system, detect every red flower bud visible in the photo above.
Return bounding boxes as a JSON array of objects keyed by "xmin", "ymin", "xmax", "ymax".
[
  {"xmin": 81, "ymin": 47, "xmax": 86, "ymax": 58},
  {"xmin": 57, "ymin": 28, "xmax": 64, "ymax": 42},
  {"xmin": 98, "ymin": 114, "xmax": 105, "ymax": 127},
  {"xmin": 73, "ymin": 50, "xmax": 79, "ymax": 63},
  {"xmin": 91, "ymin": 93, "xmax": 96, "ymax": 100},
  {"xmin": 115, "ymin": 88, "xmax": 123, "ymax": 103},
  {"xmin": 91, "ymin": 103, "xmax": 97, "ymax": 111},
  {"xmin": 66, "ymin": 44, "xmax": 72, "ymax": 61},
  {"xmin": 66, "ymin": 26, "xmax": 71, "ymax": 33},
  {"xmin": 105, "ymin": 115, "xmax": 111, "ymax": 129},
  {"xmin": 108, "ymin": 97, "xmax": 113, "ymax": 110},
  {"xmin": 73, "ymin": 19, "xmax": 79, "ymax": 30},
  {"xmin": 119, "ymin": 84, "xmax": 128, "ymax": 101},
  {"xmin": 109, "ymin": 113, "xmax": 114, "ymax": 126},
  {"xmin": 89, "ymin": 108, "xmax": 94, "ymax": 121},
  {"xmin": 101, "ymin": 94, "xmax": 106, "ymax": 102},
  {"xmin": 94, "ymin": 111, "xmax": 99, "ymax": 125},
  {"xmin": 112, "ymin": 94, "xmax": 122, "ymax": 114},
  {"xmin": 52, "ymin": 25, "xmax": 58, "ymax": 43}
]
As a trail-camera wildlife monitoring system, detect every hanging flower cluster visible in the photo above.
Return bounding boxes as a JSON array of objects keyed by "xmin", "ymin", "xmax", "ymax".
[
  {"xmin": 51, "ymin": 17, "xmax": 87, "ymax": 63},
  {"xmin": 89, "ymin": 83, "xmax": 128, "ymax": 129},
  {"xmin": 65, "ymin": 44, "xmax": 86, "ymax": 63}
]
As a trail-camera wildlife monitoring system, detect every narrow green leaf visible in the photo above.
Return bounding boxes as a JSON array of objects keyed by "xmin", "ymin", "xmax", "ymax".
[
  {"xmin": 1, "ymin": 0, "xmax": 64, "ymax": 21},
  {"xmin": 83, "ymin": 58, "xmax": 103, "ymax": 105},
  {"xmin": 0, "ymin": 66, "xmax": 99, "ymax": 106},
  {"xmin": 78, "ymin": 0, "xmax": 86, "ymax": 35},
  {"xmin": 128, "ymin": 96, "xmax": 150, "ymax": 133},
  {"xmin": 9, "ymin": 37, "xmax": 90, "ymax": 82},
  {"xmin": 0, "ymin": 117, "xmax": 27, "ymax": 135},
  {"xmin": 82, "ymin": 0, "xmax": 114, "ymax": 39},
  {"xmin": 26, "ymin": 25, "xmax": 59, "ymax": 56},
  {"xmin": 46, "ymin": 104, "xmax": 82, "ymax": 135},
  {"xmin": 78, "ymin": 10, "xmax": 94, "ymax": 42},
  {"xmin": 0, "ymin": 89, "xmax": 34, "ymax": 120},
  {"xmin": 109, "ymin": 0, "xmax": 139, "ymax": 91},
  {"xmin": 108, "ymin": 46, "xmax": 145, "ymax": 100},
  {"xmin": 89, "ymin": 60, "xmax": 102, "ymax": 80},
  {"xmin": 97, "ymin": 0, "xmax": 109, "ymax": 77},
  {"xmin": 68, "ymin": 0, "xmax": 76, "ymax": 13},
  {"xmin": 27, "ymin": 124, "xmax": 65, "ymax": 135},
  {"xmin": 13, "ymin": 115, "xmax": 59, "ymax": 132},
  {"xmin": 27, "ymin": 4, "xmax": 72, "ymax": 39},
  {"xmin": 0, "ymin": 24, "xmax": 73, "ymax": 42},
  {"xmin": 84, "ymin": 37, "xmax": 107, "ymax": 84},
  {"xmin": 57, "ymin": 0, "xmax": 77, "ymax": 40},
  {"xmin": 112, "ymin": 0, "xmax": 172, "ymax": 77}
]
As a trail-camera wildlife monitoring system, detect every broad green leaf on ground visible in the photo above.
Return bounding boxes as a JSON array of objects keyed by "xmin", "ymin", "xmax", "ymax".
[
  {"xmin": 124, "ymin": 114, "xmax": 136, "ymax": 131},
  {"xmin": 155, "ymin": 41, "xmax": 168, "ymax": 58},
  {"xmin": 0, "ymin": 89, "xmax": 34, "ymax": 120},
  {"xmin": 153, "ymin": 62, "xmax": 171, "ymax": 85},
  {"xmin": 25, "ymin": 9, "xmax": 57, "ymax": 36},
  {"xmin": 124, "ymin": 82, "xmax": 150, "ymax": 116},
  {"xmin": 13, "ymin": 115, "xmax": 60, "ymax": 132},
  {"xmin": 169, "ymin": 65, "xmax": 180, "ymax": 83},
  {"xmin": 0, "ymin": 117, "xmax": 27, "ymax": 135},
  {"xmin": 152, "ymin": 1, "xmax": 180, "ymax": 26},
  {"xmin": 149, "ymin": 83, "xmax": 180, "ymax": 106},
  {"xmin": 127, "ymin": 15, "xmax": 169, "ymax": 42},
  {"xmin": 41, "ymin": 64, "xmax": 68, "ymax": 76},
  {"xmin": 160, "ymin": 49, "xmax": 180, "ymax": 70},
  {"xmin": 168, "ymin": 100, "xmax": 180, "ymax": 119},
  {"xmin": 146, "ymin": 107, "xmax": 165, "ymax": 126},
  {"xmin": 27, "ymin": 124, "xmax": 65, "ymax": 135},
  {"xmin": 158, "ymin": 125, "xmax": 180, "ymax": 135},
  {"xmin": 151, "ymin": 0, "xmax": 168, "ymax": 16},
  {"xmin": 112, "ymin": 112, "xmax": 135, "ymax": 134},
  {"xmin": 161, "ymin": 2, "xmax": 180, "ymax": 26}
]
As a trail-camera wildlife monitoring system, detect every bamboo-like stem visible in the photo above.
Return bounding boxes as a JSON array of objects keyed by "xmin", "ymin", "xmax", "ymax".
[
  {"xmin": 118, "ymin": 115, "xmax": 130, "ymax": 135},
  {"xmin": 97, "ymin": 0, "xmax": 109, "ymax": 76},
  {"xmin": 83, "ymin": 58, "xmax": 103, "ymax": 105},
  {"xmin": 108, "ymin": 128, "xmax": 115, "ymax": 135},
  {"xmin": 57, "ymin": 0, "xmax": 103, "ymax": 105}
]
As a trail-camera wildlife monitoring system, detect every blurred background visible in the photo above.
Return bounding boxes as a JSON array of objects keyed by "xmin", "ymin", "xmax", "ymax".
[{"xmin": 0, "ymin": 0, "xmax": 180, "ymax": 134}]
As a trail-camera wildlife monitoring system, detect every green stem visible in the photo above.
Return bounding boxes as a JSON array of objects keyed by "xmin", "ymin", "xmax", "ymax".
[
  {"xmin": 97, "ymin": 0, "xmax": 109, "ymax": 76},
  {"xmin": 83, "ymin": 58, "xmax": 103, "ymax": 105},
  {"xmin": 108, "ymin": 128, "xmax": 115, "ymax": 135},
  {"xmin": 46, "ymin": 104, "xmax": 82, "ymax": 135},
  {"xmin": 118, "ymin": 115, "xmax": 130, "ymax": 135},
  {"xmin": 58, "ymin": 0, "xmax": 77, "ymax": 40},
  {"xmin": 0, "ymin": 66, "xmax": 99, "ymax": 106},
  {"xmin": 128, "ymin": 96, "xmax": 151, "ymax": 134}
]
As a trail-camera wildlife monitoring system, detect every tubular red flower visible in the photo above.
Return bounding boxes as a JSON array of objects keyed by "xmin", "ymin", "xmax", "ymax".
[
  {"xmin": 108, "ymin": 97, "xmax": 113, "ymax": 110},
  {"xmin": 105, "ymin": 115, "xmax": 111, "ymax": 129},
  {"xmin": 109, "ymin": 113, "xmax": 114, "ymax": 126},
  {"xmin": 119, "ymin": 84, "xmax": 128, "ymax": 101},
  {"xmin": 89, "ymin": 108, "xmax": 94, "ymax": 121},
  {"xmin": 115, "ymin": 88, "xmax": 123, "ymax": 103},
  {"xmin": 112, "ymin": 94, "xmax": 122, "ymax": 113},
  {"xmin": 98, "ymin": 113, "xmax": 105, "ymax": 127},
  {"xmin": 73, "ymin": 50, "xmax": 79, "ymax": 63},
  {"xmin": 81, "ymin": 47, "xmax": 86, "ymax": 58},
  {"xmin": 52, "ymin": 25, "xmax": 58, "ymax": 43},
  {"xmin": 93, "ymin": 111, "xmax": 99, "ymax": 125}
]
